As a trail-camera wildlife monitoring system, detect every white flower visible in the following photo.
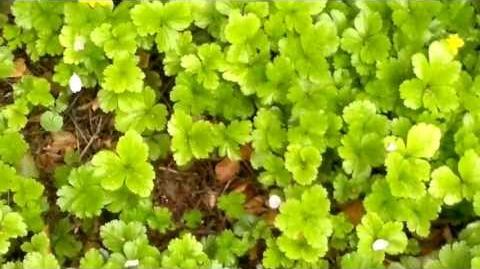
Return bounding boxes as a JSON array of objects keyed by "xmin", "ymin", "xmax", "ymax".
[
  {"xmin": 386, "ymin": 142, "xmax": 397, "ymax": 152},
  {"xmin": 372, "ymin": 238, "xmax": 389, "ymax": 251},
  {"xmin": 73, "ymin": 35, "xmax": 86, "ymax": 51},
  {"xmin": 124, "ymin": 259, "xmax": 139, "ymax": 268},
  {"xmin": 268, "ymin": 194, "xmax": 282, "ymax": 209},
  {"xmin": 69, "ymin": 73, "xmax": 82, "ymax": 93}
]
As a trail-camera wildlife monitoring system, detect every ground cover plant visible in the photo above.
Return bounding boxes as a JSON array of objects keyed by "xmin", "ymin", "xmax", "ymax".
[{"xmin": 1, "ymin": 0, "xmax": 480, "ymax": 268}]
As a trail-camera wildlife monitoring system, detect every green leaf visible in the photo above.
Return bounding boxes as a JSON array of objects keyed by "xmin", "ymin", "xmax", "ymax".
[
  {"xmin": 52, "ymin": 219, "xmax": 82, "ymax": 261},
  {"xmin": 91, "ymin": 22, "xmax": 137, "ymax": 59},
  {"xmin": 217, "ymin": 120, "xmax": 251, "ymax": 160},
  {"xmin": 357, "ymin": 213, "xmax": 408, "ymax": 255},
  {"xmin": 274, "ymin": 1, "xmax": 326, "ymax": 33},
  {"xmin": 12, "ymin": 177, "xmax": 44, "ymax": 207},
  {"xmin": 206, "ymin": 230, "xmax": 249, "ymax": 267},
  {"xmin": 2, "ymin": 101, "xmax": 30, "ymax": 131},
  {"xmin": 57, "ymin": 166, "xmax": 106, "ymax": 218},
  {"xmin": 386, "ymin": 152, "xmax": 430, "ymax": 198},
  {"xmin": 147, "ymin": 207, "xmax": 172, "ymax": 234},
  {"xmin": 429, "ymin": 166, "xmax": 462, "ymax": 205},
  {"xmin": 284, "ymin": 145, "xmax": 321, "ymax": 185},
  {"xmin": 218, "ymin": 192, "xmax": 246, "ymax": 220},
  {"xmin": 341, "ymin": 251, "xmax": 383, "ymax": 269},
  {"xmin": 168, "ymin": 111, "xmax": 218, "ymax": 166},
  {"xmin": 0, "ymin": 132, "xmax": 28, "ymax": 165},
  {"xmin": 1, "ymin": 211, "xmax": 27, "ymax": 239},
  {"xmin": 0, "ymin": 204, "xmax": 27, "ymax": 255},
  {"xmin": 100, "ymin": 220, "xmax": 147, "ymax": 253},
  {"xmin": 401, "ymin": 195, "xmax": 441, "ymax": 237},
  {"xmin": 92, "ymin": 130, "xmax": 154, "ymax": 197},
  {"xmin": 23, "ymin": 253, "xmax": 59, "ymax": 269},
  {"xmin": 40, "ymin": 111, "xmax": 63, "ymax": 132},
  {"xmin": 275, "ymin": 185, "xmax": 332, "ymax": 260},
  {"xmin": 13, "ymin": 75, "xmax": 54, "ymax": 107},
  {"xmin": 252, "ymin": 108, "xmax": 287, "ymax": 156},
  {"xmin": 276, "ymin": 235, "xmax": 324, "ymax": 263},
  {"xmin": 399, "ymin": 79, "xmax": 425, "ymax": 110},
  {"xmin": 183, "ymin": 209, "xmax": 203, "ymax": 229},
  {"xmin": 115, "ymin": 87, "xmax": 168, "ymax": 134},
  {"xmin": 130, "ymin": 1, "xmax": 192, "ymax": 51},
  {"xmin": 424, "ymin": 242, "xmax": 471, "ymax": 269},
  {"xmin": 406, "ymin": 123, "xmax": 441, "ymax": 159},
  {"xmin": 225, "ymin": 12, "xmax": 260, "ymax": 44},
  {"xmin": 181, "ymin": 43, "xmax": 224, "ymax": 90},
  {"xmin": 0, "ymin": 47, "xmax": 14, "ymax": 78},
  {"xmin": 102, "ymin": 56, "xmax": 144, "ymax": 93},
  {"xmin": 339, "ymin": 100, "xmax": 388, "ymax": 178},
  {"xmin": 91, "ymin": 151, "xmax": 123, "ymax": 191},
  {"xmin": 161, "ymin": 233, "xmax": 210, "ymax": 269},
  {"xmin": 21, "ymin": 232, "xmax": 50, "ymax": 254},
  {"xmin": 458, "ymin": 150, "xmax": 480, "ymax": 199},
  {"xmin": 364, "ymin": 180, "xmax": 407, "ymax": 221},
  {"xmin": 400, "ymin": 41, "xmax": 461, "ymax": 113},
  {"xmin": 341, "ymin": 11, "xmax": 390, "ymax": 64},
  {"xmin": 79, "ymin": 249, "xmax": 105, "ymax": 269},
  {"xmin": 0, "ymin": 161, "xmax": 18, "ymax": 193}
]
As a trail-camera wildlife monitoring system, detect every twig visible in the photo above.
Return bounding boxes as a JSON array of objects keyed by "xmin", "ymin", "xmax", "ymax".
[
  {"xmin": 221, "ymin": 179, "xmax": 234, "ymax": 194},
  {"xmin": 80, "ymin": 117, "xmax": 103, "ymax": 159},
  {"xmin": 158, "ymin": 166, "xmax": 198, "ymax": 177},
  {"xmin": 68, "ymin": 113, "xmax": 88, "ymax": 144},
  {"xmin": 76, "ymin": 100, "xmax": 95, "ymax": 111},
  {"xmin": 64, "ymin": 94, "xmax": 81, "ymax": 115}
]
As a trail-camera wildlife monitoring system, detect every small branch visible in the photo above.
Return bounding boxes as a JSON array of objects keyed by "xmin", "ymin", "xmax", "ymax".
[
  {"xmin": 80, "ymin": 117, "xmax": 103, "ymax": 159},
  {"xmin": 68, "ymin": 114, "xmax": 88, "ymax": 145}
]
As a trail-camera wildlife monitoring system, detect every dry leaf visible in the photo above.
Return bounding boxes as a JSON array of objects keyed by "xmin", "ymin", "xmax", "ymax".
[
  {"xmin": 240, "ymin": 144, "xmax": 253, "ymax": 160},
  {"xmin": 263, "ymin": 211, "xmax": 277, "ymax": 225},
  {"xmin": 138, "ymin": 51, "xmax": 150, "ymax": 69},
  {"xmin": 245, "ymin": 195, "xmax": 266, "ymax": 215},
  {"xmin": 215, "ymin": 158, "xmax": 240, "ymax": 183},
  {"xmin": 11, "ymin": 58, "xmax": 27, "ymax": 78},
  {"xmin": 49, "ymin": 131, "xmax": 78, "ymax": 153},
  {"xmin": 341, "ymin": 200, "xmax": 365, "ymax": 226}
]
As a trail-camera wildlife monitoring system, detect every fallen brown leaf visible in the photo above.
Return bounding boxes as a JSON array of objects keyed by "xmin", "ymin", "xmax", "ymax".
[
  {"xmin": 49, "ymin": 131, "xmax": 78, "ymax": 153},
  {"xmin": 240, "ymin": 144, "xmax": 253, "ymax": 160},
  {"xmin": 37, "ymin": 152, "xmax": 61, "ymax": 172},
  {"xmin": 341, "ymin": 200, "xmax": 365, "ymax": 226},
  {"xmin": 245, "ymin": 195, "xmax": 266, "ymax": 215},
  {"xmin": 215, "ymin": 158, "xmax": 240, "ymax": 183},
  {"xmin": 419, "ymin": 228, "xmax": 444, "ymax": 255},
  {"xmin": 231, "ymin": 179, "xmax": 259, "ymax": 199},
  {"xmin": 138, "ymin": 51, "xmax": 150, "ymax": 69},
  {"xmin": 11, "ymin": 58, "xmax": 27, "ymax": 78},
  {"xmin": 263, "ymin": 211, "xmax": 277, "ymax": 225}
]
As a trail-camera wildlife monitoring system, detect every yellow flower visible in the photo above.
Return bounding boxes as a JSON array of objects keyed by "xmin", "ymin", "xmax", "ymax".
[
  {"xmin": 445, "ymin": 34, "xmax": 464, "ymax": 56},
  {"xmin": 78, "ymin": 0, "xmax": 113, "ymax": 8}
]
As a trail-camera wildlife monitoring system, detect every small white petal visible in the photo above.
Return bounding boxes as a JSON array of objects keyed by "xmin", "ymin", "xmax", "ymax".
[
  {"xmin": 386, "ymin": 142, "xmax": 397, "ymax": 152},
  {"xmin": 268, "ymin": 194, "xmax": 282, "ymax": 209},
  {"xmin": 124, "ymin": 259, "xmax": 139, "ymax": 268},
  {"xmin": 69, "ymin": 73, "xmax": 82, "ymax": 93},
  {"xmin": 73, "ymin": 35, "xmax": 86, "ymax": 51},
  {"xmin": 372, "ymin": 238, "xmax": 389, "ymax": 251}
]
